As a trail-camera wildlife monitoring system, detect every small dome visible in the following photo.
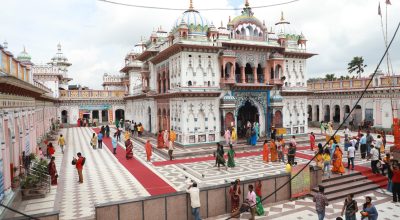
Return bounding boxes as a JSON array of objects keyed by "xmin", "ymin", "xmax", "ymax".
[
  {"xmin": 271, "ymin": 94, "xmax": 283, "ymax": 103},
  {"xmin": 132, "ymin": 41, "xmax": 146, "ymax": 54},
  {"xmin": 223, "ymin": 92, "xmax": 236, "ymax": 101},
  {"xmin": 299, "ymin": 32, "xmax": 306, "ymax": 41},
  {"xmin": 230, "ymin": 3, "xmax": 263, "ymax": 29},
  {"xmin": 51, "ymin": 43, "xmax": 68, "ymax": 62},
  {"xmin": 17, "ymin": 47, "xmax": 31, "ymax": 62},
  {"xmin": 208, "ymin": 22, "xmax": 217, "ymax": 32},
  {"xmin": 172, "ymin": 2, "xmax": 209, "ymax": 36}
]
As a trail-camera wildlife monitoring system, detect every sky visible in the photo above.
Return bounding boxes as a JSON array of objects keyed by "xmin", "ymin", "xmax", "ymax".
[{"xmin": 1, "ymin": 0, "xmax": 399, "ymax": 89}]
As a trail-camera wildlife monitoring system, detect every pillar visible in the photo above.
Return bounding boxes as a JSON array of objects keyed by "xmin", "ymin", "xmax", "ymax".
[
  {"xmin": 240, "ymin": 67, "xmax": 245, "ymax": 83},
  {"xmin": 253, "ymin": 67, "xmax": 257, "ymax": 83},
  {"xmin": 99, "ymin": 110, "xmax": 102, "ymax": 124}
]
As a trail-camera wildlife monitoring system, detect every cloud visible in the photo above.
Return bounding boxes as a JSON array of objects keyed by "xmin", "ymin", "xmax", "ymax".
[{"xmin": 0, "ymin": 0, "xmax": 399, "ymax": 89}]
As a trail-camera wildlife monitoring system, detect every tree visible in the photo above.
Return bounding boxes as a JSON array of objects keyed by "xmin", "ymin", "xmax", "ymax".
[
  {"xmin": 325, "ymin": 73, "xmax": 336, "ymax": 81},
  {"xmin": 348, "ymin": 56, "xmax": 367, "ymax": 78}
]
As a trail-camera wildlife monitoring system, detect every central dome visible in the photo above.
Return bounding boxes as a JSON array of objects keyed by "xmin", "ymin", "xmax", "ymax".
[
  {"xmin": 229, "ymin": 2, "xmax": 263, "ymax": 29},
  {"xmin": 172, "ymin": 1, "xmax": 209, "ymax": 36}
]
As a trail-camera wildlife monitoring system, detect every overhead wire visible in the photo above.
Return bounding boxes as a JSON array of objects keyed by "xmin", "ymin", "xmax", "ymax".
[
  {"xmin": 97, "ymin": 0, "xmax": 300, "ymax": 11},
  {"xmin": 226, "ymin": 20, "xmax": 400, "ymax": 220}
]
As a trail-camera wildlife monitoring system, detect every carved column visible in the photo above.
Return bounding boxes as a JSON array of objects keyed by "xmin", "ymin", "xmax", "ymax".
[
  {"xmin": 240, "ymin": 67, "xmax": 245, "ymax": 83},
  {"xmin": 253, "ymin": 67, "xmax": 257, "ymax": 83}
]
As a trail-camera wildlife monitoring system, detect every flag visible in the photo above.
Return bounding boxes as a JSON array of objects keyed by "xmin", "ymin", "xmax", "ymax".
[
  {"xmin": 378, "ymin": 2, "xmax": 382, "ymax": 16},
  {"xmin": 386, "ymin": 0, "xmax": 391, "ymax": 5}
]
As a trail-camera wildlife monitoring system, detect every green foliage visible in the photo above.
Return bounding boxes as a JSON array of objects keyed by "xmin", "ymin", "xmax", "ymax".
[
  {"xmin": 21, "ymin": 175, "xmax": 40, "ymax": 189},
  {"xmin": 325, "ymin": 74, "xmax": 336, "ymax": 81},
  {"xmin": 348, "ymin": 56, "xmax": 367, "ymax": 78}
]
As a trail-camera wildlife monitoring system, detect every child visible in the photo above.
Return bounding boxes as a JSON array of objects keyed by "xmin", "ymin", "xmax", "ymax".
[{"xmin": 322, "ymin": 148, "xmax": 331, "ymax": 178}]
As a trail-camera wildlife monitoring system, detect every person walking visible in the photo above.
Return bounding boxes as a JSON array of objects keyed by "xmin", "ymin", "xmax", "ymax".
[
  {"xmin": 186, "ymin": 182, "xmax": 201, "ymax": 220},
  {"xmin": 366, "ymin": 131, "xmax": 374, "ymax": 158},
  {"xmin": 370, "ymin": 146, "xmax": 380, "ymax": 174},
  {"xmin": 48, "ymin": 156, "xmax": 58, "ymax": 185},
  {"xmin": 169, "ymin": 128, "xmax": 176, "ymax": 146},
  {"xmin": 287, "ymin": 143, "xmax": 296, "ymax": 166},
  {"xmin": 322, "ymin": 148, "xmax": 331, "ymax": 178},
  {"xmin": 361, "ymin": 196, "xmax": 378, "ymax": 220},
  {"xmin": 262, "ymin": 140, "xmax": 269, "ymax": 163},
  {"xmin": 111, "ymin": 133, "xmax": 117, "ymax": 154},
  {"xmin": 255, "ymin": 180, "xmax": 264, "ymax": 216},
  {"xmin": 343, "ymin": 126, "xmax": 350, "ymax": 141},
  {"xmin": 116, "ymin": 128, "xmax": 121, "ymax": 142},
  {"xmin": 375, "ymin": 135, "xmax": 384, "ymax": 157},
  {"xmin": 157, "ymin": 131, "xmax": 164, "ymax": 149},
  {"xmin": 246, "ymin": 184, "xmax": 256, "ymax": 220},
  {"xmin": 310, "ymin": 132, "xmax": 316, "ymax": 151},
  {"xmin": 277, "ymin": 138, "xmax": 285, "ymax": 163},
  {"xmin": 320, "ymin": 121, "xmax": 326, "ymax": 134},
  {"xmin": 229, "ymin": 179, "xmax": 241, "ymax": 217},
  {"xmin": 341, "ymin": 194, "xmax": 358, "ymax": 220},
  {"xmin": 47, "ymin": 143, "xmax": 55, "ymax": 159},
  {"xmin": 332, "ymin": 146, "xmax": 345, "ymax": 175},
  {"xmin": 227, "ymin": 144, "xmax": 235, "ymax": 168},
  {"xmin": 90, "ymin": 133, "xmax": 97, "ymax": 150},
  {"xmin": 224, "ymin": 128, "xmax": 231, "ymax": 146},
  {"xmin": 168, "ymin": 138, "xmax": 174, "ymax": 161},
  {"xmin": 347, "ymin": 142, "xmax": 355, "ymax": 170},
  {"xmin": 163, "ymin": 130, "xmax": 169, "ymax": 148},
  {"xmin": 270, "ymin": 139, "xmax": 278, "ymax": 162},
  {"xmin": 58, "ymin": 134, "xmax": 65, "ymax": 154},
  {"xmin": 390, "ymin": 162, "xmax": 400, "ymax": 202},
  {"xmin": 216, "ymin": 144, "xmax": 227, "ymax": 170},
  {"xmin": 105, "ymin": 125, "xmax": 110, "ymax": 138},
  {"xmin": 74, "ymin": 152, "xmax": 85, "ymax": 184},
  {"xmin": 97, "ymin": 132, "xmax": 103, "ymax": 149},
  {"xmin": 145, "ymin": 140, "xmax": 152, "ymax": 162},
  {"xmin": 360, "ymin": 134, "xmax": 367, "ymax": 159},
  {"xmin": 313, "ymin": 186, "xmax": 329, "ymax": 220},
  {"xmin": 125, "ymin": 138, "xmax": 133, "ymax": 160},
  {"xmin": 231, "ymin": 127, "xmax": 237, "ymax": 144}
]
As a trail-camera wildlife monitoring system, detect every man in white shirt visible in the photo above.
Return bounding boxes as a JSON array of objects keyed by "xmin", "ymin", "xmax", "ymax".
[
  {"xmin": 186, "ymin": 182, "xmax": 201, "ymax": 220},
  {"xmin": 370, "ymin": 146, "xmax": 380, "ymax": 174},
  {"xmin": 347, "ymin": 144, "xmax": 356, "ymax": 170},
  {"xmin": 246, "ymin": 184, "xmax": 256, "ymax": 220}
]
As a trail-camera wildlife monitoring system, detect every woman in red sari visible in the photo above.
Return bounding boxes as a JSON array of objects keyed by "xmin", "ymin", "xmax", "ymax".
[
  {"xmin": 229, "ymin": 179, "xmax": 241, "ymax": 217},
  {"xmin": 157, "ymin": 131, "xmax": 164, "ymax": 149},
  {"xmin": 309, "ymin": 132, "xmax": 316, "ymax": 151},
  {"xmin": 47, "ymin": 143, "xmax": 55, "ymax": 159},
  {"xmin": 331, "ymin": 146, "xmax": 345, "ymax": 174},
  {"xmin": 125, "ymin": 139, "xmax": 133, "ymax": 160},
  {"xmin": 48, "ymin": 156, "xmax": 58, "ymax": 185},
  {"xmin": 145, "ymin": 140, "xmax": 152, "ymax": 162}
]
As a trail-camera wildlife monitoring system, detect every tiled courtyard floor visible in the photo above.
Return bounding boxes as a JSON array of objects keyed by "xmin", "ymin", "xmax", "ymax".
[{"xmin": 7, "ymin": 126, "xmax": 397, "ymax": 220}]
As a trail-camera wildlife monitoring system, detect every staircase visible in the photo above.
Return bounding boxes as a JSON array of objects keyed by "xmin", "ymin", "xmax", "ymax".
[{"xmin": 312, "ymin": 171, "xmax": 385, "ymax": 201}]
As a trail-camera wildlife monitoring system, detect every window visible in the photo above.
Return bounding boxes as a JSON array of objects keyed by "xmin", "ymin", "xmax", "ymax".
[{"xmin": 188, "ymin": 81, "xmax": 192, "ymax": 86}]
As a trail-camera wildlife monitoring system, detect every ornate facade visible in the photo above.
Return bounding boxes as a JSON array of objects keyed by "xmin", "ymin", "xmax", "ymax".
[
  {"xmin": 122, "ymin": 1, "xmax": 314, "ymax": 145},
  {"xmin": 307, "ymin": 72, "xmax": 400, "ymax": 129},
  {"xmin": 0, "ymin": 42, "xmax": 57, "ymax": 204}
]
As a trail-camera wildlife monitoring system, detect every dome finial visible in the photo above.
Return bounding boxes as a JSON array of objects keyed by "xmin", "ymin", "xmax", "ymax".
[
  {"xmin": 245, "ymin": 0, "xmax": 250, "ymax": 7},
  {"xmin": 280, "ymin": 11, "xmax": 285, "ymax": 21},
  {"xmin": 3, "ymin": 40, "xmax": 8, "ymax": 49},
  {"xmin": 57, "ymin": 43, "xmax": 62, "ymax": 52},
  {"xmin": 23, "ymin": 45, "xmax": 26, "ymax": 52},
  {"xmin": 189, "ymin": 0, "xmax": 194, "ymax": 10}
]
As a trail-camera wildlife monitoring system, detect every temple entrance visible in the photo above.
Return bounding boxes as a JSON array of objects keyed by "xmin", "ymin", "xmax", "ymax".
[
  {"xmin": 237, "ymin": 100, "xmax": 259, "ymax": 138},
  {"xmin": 101, "ymin": 110, "xmax": 108, "ymax": 122},
  {"xmin": 224, "ymin": 112, "xmax": 234, "ymax": 130},
  {"xmin": 92, "ymin": 110, "xmax": 99, "ymax": 120},
  {"xmin": 115, "ymin": 109, "xmax": 125, "ymax": 122},
  {"xmin": 61, "ymin": 110, "xmax": 68, "ymax": 124}
]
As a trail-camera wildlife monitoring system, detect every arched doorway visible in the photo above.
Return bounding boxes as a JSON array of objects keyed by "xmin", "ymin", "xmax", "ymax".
[
  {"xmin": 235, "ymin": 63, "xmax": 241, "ymax": 83},
  {"xmin": 237, "ymin": 100, "xmax": 259, "ymax": 138},
  {"xmin": 324, "ymin": 105, "xmax": 330, "ymax": 122},
  {"xmin": 307, "ymin": 105, "xmax": 312, "ymax": 121},
  {"xmin": 115, "ymin": 109, "xmax": 125, "ymax": 123},
  {"xmin": 353, "ymin": 105, "xmax": 362, "ymax": 127},
  {"xmin": 224, "ymin": 112, "xmax": 234, "ymax": 130},
  {"xmin": 225, "ymin": 62, "xmax": 233, "ymax": 79},
  {"xmin": 92, "ymin": 110, "xmax": 99, "ymax": 121},
  {"xmin": 245, "ymin": 63, "xmax": 253, "ymax": 83},
  {"xmin": 274, "ymin": 110, "xmax": 283, "ymax": 128},
  {"xmin": 316, "ymin": 105, "xmax": 320, "ymax": 122},
  {"xmin": 158, "ymin": 109, "xmax": 162, "ymax": 131},
  {"xmin": 333, "ymin": 105, "xmax": 340, "ymax": 123},
  {"xmin": 101, "ymin": 110, "xmax": 108, "ymax": 122},
  {"xmin": 148, "ymin": 107, "xmax": 152, "ymax": 133},
  {"xmin": 256, "ymin": 64, "xmax": 263, "ymax": 83},
  {"xmin": 61, "ymin": 110, "xmax": 68, "ymax": 124}
]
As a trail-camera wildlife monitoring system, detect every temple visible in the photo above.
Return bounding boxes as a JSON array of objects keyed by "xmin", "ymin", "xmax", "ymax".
[{"xmin": 122, "ymin": 1, "xmax": 314, "ymax": 145}]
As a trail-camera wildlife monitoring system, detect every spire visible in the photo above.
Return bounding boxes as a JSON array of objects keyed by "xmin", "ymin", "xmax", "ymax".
[
  {"xmin": 245, "ymin": 0, "xmax": 249, "ymax": 7},
  {"xmin": 23, "ymin": 45, "xmax": 26, "ymax": 53},
  {"xmin": 221, "ymin": 21, "xmax": 223, "ymax": 27},
  {"xmin": 3, "ymin": 40, "xmax": 8, "ymax": 49},
  {"xmin": 189, "ymin": 0, "xmax": 194, "ymax": 10},
  {"xmin": 280, "ymin": 11, "xmax": 285, "ymax": 21},
  {"xmin": 57, "ymin": 43, "xmax": 62, "ymax": 52}
]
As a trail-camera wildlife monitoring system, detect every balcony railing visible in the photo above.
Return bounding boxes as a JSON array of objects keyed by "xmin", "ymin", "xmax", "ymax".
[
  {"xmin": 308, "ymin": 76, "xmax": 400, "ymax": 91},
  {"xmin": 59, "ymin": 90, "xmax": 125, "ymax": 99}
]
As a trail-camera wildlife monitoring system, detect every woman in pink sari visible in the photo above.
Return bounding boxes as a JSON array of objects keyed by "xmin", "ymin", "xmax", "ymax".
[{"xmin": 224, "ymin": 128, "xmax": 231, "ymax": 146}]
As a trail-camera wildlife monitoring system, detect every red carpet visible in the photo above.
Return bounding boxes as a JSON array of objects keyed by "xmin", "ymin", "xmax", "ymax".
[
  {"xmin": 93, "ymin": 128, "xmax": 176, "ymax": 195},
  {"xmin": 153, "ymin": 146, "xmax": 311, "ymax": 166}
]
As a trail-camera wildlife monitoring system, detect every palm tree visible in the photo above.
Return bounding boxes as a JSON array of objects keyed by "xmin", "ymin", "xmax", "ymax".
[
  {"xmin": 325, "ymin": 73, "xmax": 336, "ymax": 81},
  {"xmin": 348, "ymin": 56, "xmax": 367, "ymax": 78}
]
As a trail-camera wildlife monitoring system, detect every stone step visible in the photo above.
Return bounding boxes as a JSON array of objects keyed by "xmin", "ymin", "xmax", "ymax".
[
  {"xmin": 322, "ymin": 170, "xmax": 361, "ymax": 183},
  {"xmin": 317, "ymin": 174, "xmax": 367, "ymax": 189},
  {"xmin": 313, "ymin": 178, "xmax": 372, "ymax": 194},
  {"xmin": 324, "ymin": 183, "xmax": 380, "ymax": 201}
]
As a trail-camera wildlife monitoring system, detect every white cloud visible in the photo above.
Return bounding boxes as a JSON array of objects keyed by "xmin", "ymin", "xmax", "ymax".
[{"xmin": 1, "ymin": 0, "xmax": 399, "ymax": 88}]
